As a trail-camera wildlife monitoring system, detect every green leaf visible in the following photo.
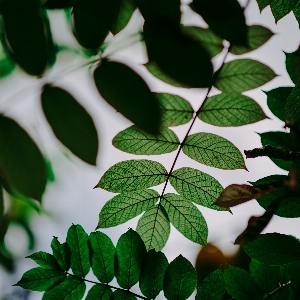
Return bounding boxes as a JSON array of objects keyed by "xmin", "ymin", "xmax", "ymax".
[
  {"xmin": 88, "ymin": 232, "xmax": 115, "ymax": 283},
  {"xmin": 0, "ymin": 116, "xmax": 47, "ymax": 201},
  {"xmin": 214, "ymin": 59, "xmax": 277, "ymax": 93},
  {"xmin": 96, "ymin": 160, "xmax": 167, "ymax": 193},
  {"xmin": 43, "ymin": 0, "xmax": 72, "ymax": 9},
  {"xmin": 97, "ymin": 189, "xmax": 159, "ymax": 228},
  {"xmin": 182, "ymin": 133, "xmax": 245, "ymax": 170},
  {"xmin": 113, "ymin": 125, "xmax": 179, "ymax": 155},
  {"xmin": 41, "ymin": 86, "xmax": 99, "ymax": 165},
  {"xmin": 110, "ymin": 290, "xmax": 136, "ymax": 300},
  {"xmin": 163, "ymin": 255, "xmax": 197, "ymax": 300},
  {"xmin": 0, "ymin": 187, "xmax": 3, "ymax": 224},
  {"xmin": 224, "ymin": 265, "xmax": 259, "ymax": 300},
  {"xmin": 181, "ymin": 26, "xmax": 224, "ymax": 58},
  {"xmin": 0, "ymin": 55, "xmax": 15, "ymax": 78},
  {"xmin": 196, "ymin": 266, "xmax": 226, "ymax": 300},
  {"xmin": 14, "ymin": 268, "xmax": 66, "ymax": 291},
  {"xmin": 270, "ymin": 0, "xmax": 300, "ymax": 22},
  {"xmin": 264, "ymin": 87, "xmax": 293, "ymax": 121},
  {"xmin": 190, "ymin": 0, "xmax": 247, "ymax": 45},
  {"xmin": 230, "ymin": 25, "xmax": 274, "ymax": 55},
  {"xmin": 86, "ymin": 285, "xmax": 112, "ymax": 300},
  {"xmin": 115, "ymin": 229, "xmax": 146, "ymax": 289},
  {"xmin": 293, "ymin": 4, "xmax": 300, "ymax": 28},
  {"xmin": 243, "ymin": 233, "xmax": 300, "ymax": 265},
  {"xmin": 291, "ymin": 264, "xmax": 300, "ymax": 294},
  {"xmin": 156, "ymin": 93, "xmax": 194, "ymax": 127},
  {"xmin": 66, "ymin": 224, "xmax": 90, "ymax": 277},
  {"xmin": 199, "ymin": 93, "xmax": 267, "ymax": 127},
  {"xmin": 51, "ymin": 237, "xmax": 71, "ymax": 272},
  {"xmin": 170, "ymin": 167, "xmax": 225, "ymax": 211},
  {"xmin": 139, "ymin": 249, "xmax": 169, "ymax": 299},
  {"xmin": 285, "ymin": 47, "xmax": 300, "ymax": 84},
  {"xmin": 285, "ymin": 85, "xmax": 300, "ymax": 127},
  {"xmin": 94, "ymin": 61, "xmax": 161, "ymax": 135},
  {"xmin": 27, "ymin": 252, "xmax": 61, "ymax": 270},
  {"xmin": 136, "ymin": 205, "xmax": 170, "ymax": 251},
  {"xmin": 42, "ymin": 276, "xmax": 86, "ymax": 300},
  {"xmin": 256, "ymin": 0, "xmax": 273, "ymax": 11},
  {"xmin": 161, "ymin": 193, "xmax": 208, "ymax": 246}
]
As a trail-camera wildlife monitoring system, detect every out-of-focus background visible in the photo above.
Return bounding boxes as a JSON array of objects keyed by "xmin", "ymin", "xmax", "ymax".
[{"xmin": 0, "ymin": 0, "xmax": 300, "ymax": 298}]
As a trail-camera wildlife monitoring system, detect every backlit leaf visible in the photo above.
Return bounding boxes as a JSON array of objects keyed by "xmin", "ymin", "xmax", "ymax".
[
  {"xmin": 199, "ymin": 93, "xmax": 266, "ymax": 126},
  {"xmin": 183, "ymin": 133, "xmax": 245, "ymax": 170},
  {"xmin": 97, "ymin": 189, "xmax": 159, "ymax": 228},
  {"xmin": 161, "ymin": 193, "xmax": 208, "ymax": 246},
  {"xmin": 285, "ymin": 47, "xmax": 300, "ymax": 84},
  {"xmin": 51, "ymin": 237, "xmax": 71, "ymax": 272},
  {"xmin": 96, "ymin": 160, "xmax": 167, "ymax": 193},
  {"xmin": 27, "ymin": 252, "xmax": 60, "ymax": 270},
  {"xmin": 285, "ymin": 86, "xmax": 300, "ymax": 127},
  {"xmin": 256, "ymin": 0, "xmax": 273, "ymax": 11},
  {"xmin": 110, "ymin": 290, "xmax": 136, "ymax": 300},
  {"xmin": 270, "ymin": 0, "xmax": 300, "ymax": 22},
  {"xmin": 86, "ymin": 285, "xmax": 112, "ymax": 300},
  {"xmin": 214, "ymin": 59, "xmax": 276, "ymax": 93}
]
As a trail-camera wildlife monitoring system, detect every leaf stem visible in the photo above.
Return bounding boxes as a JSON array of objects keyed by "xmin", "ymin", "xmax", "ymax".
[{"xmin": 263, "ymin": 281, "xmax": 291, "ymax": 299}]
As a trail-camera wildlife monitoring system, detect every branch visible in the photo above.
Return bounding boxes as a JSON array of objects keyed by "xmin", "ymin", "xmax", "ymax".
[{"xmin": 263, "ymin": 281, "xmax": 291, "ymax": 300}]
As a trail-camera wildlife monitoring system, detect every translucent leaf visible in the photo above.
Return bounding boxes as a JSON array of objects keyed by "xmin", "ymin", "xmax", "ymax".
[
  {"xmin": 163, "ymin": 255, "xmax": 197, "ymax": 300},
  {"xmin": 94, "ymin": 61, "xmax": 161, "ymax": 134},
  {"xmin": 51, "ymin": 237, "xmax": 71, "ymax": 272},
  {"xmin": 256, "ymin": 0, "xmax": 273, "ymax": 11},
  {"xmin": 0, "ymin": 56, "xmax": 15, "ymax": 78},
  {"xmin": 196, "ymin": 266, "xmax": 226, "ymax": 300},
  {"xmin": 27, "ymin": 252, "xmax": 61, "ymax": 270},
  {"xmin": 113, "ymin": 125, "xmax": 179, "ymax": 155},
  {"xmin": 182, "ymin": 133, "xmax": 245, "ymax": 170},
  {"xmin": 14, "ymin": 268, "xmax": 66, "ymax": 291},
  {"xmin": 199, "ymin": 93, "xmax": 266, "ymax": 127},
  {"xmin": 230, "ymin": 25, "xmax": 274, "ymax": 55},
  {"xmin": 214, "ymin": 59, "xmax": 277, "ymax": 93},
  {"xmin": 86, "ymin": 285, "xmax": 112, "ymax": 300},
  {"xmin": 270, "ymin": 0, "xmax": 300, "ymax": 22},
  {"xmin": 0, "ymin": 116, "xmax": 47, "ymax": 201},
  {"xmin": 243, "ymin": 233, "xmax": 300, "ymax": 265},
  {"xmin": 96, "ymin": 160, "xmax": 167, "ymax": 193},
  {"xmin": 43, "ymin": 0, "xmax": 72, "ymax": 9},
  {"xmin": 285, "ymin": 86, "xmax": 300, "ymax": 127},
  {"xmin": 136, "ymin": 205, "xmax": 170, "ymax": 251},
  {"xmin": 97, "ymin": 189, "xmax": 159, "ymax": 228},
  {"xmin": 115, "ymin": 229, "xmax": 146, "ymax": 289},
  {"xmin": 89, "ymin": 232, "xmax": 115, "ymax": 283},
  {"xmin": 161, "ymin": 193, "xmax": 208, "ymax": 246},
  {"xmin": 139, "ymin": 249, "xmax": 169, "ymax": 299},
  {"xmin": 170, "ymin": 167, "xmax": 225, "ymax": 211},
  {"xmin": 224, "ymin": 265, "xmax": 259, "ymax": 300},
  {"xmin": 110, "ymin": 290, "xmax": 136, "ymax": 300},
  {"xmin": 285, "ymin": 47, "xmax": 300, "ymax": 84},
  {"xmin": 66, "ymin": 224, "xmax": 90, "ymax": 277},
  {"xmin": 41, "ymin": 86, "xmax": 99, "ymax": 165}
]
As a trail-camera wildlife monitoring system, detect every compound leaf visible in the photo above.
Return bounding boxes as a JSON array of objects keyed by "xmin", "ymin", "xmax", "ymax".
[
  {"xmin": 270, "ymin": 0, "xmax": 300, "ymax": 22},
  {"xmin": 86, "ymin": 285, "xmax": 112, "ymax": 300},
  {"xmin": 110, "ymin": 290, "xmax": 136, "ymax": 300},
  {"xmin": 51, "ymin": 238, "xmax": 71, "ymax": 272},
  {"xmin": 27, "ymin": 252, "xmax": 60, "ymax": 271}
]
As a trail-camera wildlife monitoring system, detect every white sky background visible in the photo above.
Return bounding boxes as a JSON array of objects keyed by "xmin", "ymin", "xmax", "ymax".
[{"xmin": 1, "ymin": 0, "xmax": 300, "ymax": 298}]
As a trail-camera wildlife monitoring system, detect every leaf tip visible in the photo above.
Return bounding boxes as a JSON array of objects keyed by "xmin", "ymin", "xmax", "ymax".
[{"xmin": 93, "ymin": 184, "xmax": 99, "ymax": 189}]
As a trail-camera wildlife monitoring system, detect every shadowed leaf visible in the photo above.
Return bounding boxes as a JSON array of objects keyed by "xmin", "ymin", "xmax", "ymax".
[
  {"xmin": 27, "ymin": 252, "xmax": 61, "ymax": 270},
  {"xmin": 86, "ymin": 285, "xmax": 112, "ymax": 300},
  {"xmin": 285, "ymin": 86, "xmax": 300, "ymax": 127},
  {"xmin": 43, "ymin": 0, "xmax": 72, "ymax": 9},
  {"xmin": 0, "ymin": 55, "xmax": 15, "ymax": 78},
  {"xmin": 110, "ymin": 290, "xmax": 136, "ymax": 300},
  {"xmin": 285, "ymin": 46, "xmax": 300, "ymax": 84},
  {"xmin": 51, "ymin": 238, "xmax": 71, "ymax": 272}
]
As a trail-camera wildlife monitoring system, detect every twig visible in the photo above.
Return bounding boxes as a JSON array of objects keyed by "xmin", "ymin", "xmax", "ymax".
[{"xmin": 263, "ymin": 281, "xmax": 291, "ymax": 299}]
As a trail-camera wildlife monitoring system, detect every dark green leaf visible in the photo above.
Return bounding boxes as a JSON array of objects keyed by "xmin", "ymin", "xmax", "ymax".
[
  {"xmin": 14, "ymin": 268, "xmax": 66, "ymax": 291},
  {"xmin": 285, "ymin": 47, "xmax": 300, "ymax": 84},
  {"xmin": 170, "ymin": 167, "xmax": 225, "ymax": 211},
  {"xmin": 110, "ymin": 290, "xmax": 136, "ymax": 300},
  {"xmin": 96, "ymin": 160, "xmax": 167, "ymax": 192},
  {"xmin": 196, "ymin": 266, "xmax": 226, "ymax": 300},
  {"xmin": 224, "ymin": 265, "xmax": 259, "ymax": 300},
  {"xmin": 190, "ymin": 0, "xmax": 247, "ymax": 45},
  {"xmin": 97, "ymin": 189, "xmax": 159, "ymax": 228},
  {"xmin": 285, "ymin": 85, "xmax": 300, "ymax": 127},
  {"xmin": 264, "ymin": 87, "xmax": 293, "ymax": 121},
  {"xmin": 94, "ymin": 61, "xmax": 161, "ymax": 134},
  {"xmin": 199, "ymin": 93, "xmax": 266, "ymax": 127},
  {"xmin": 51, "ymin": 238, "xmax": 71, "ymax": 272},
  {"xmin": 214, "ymin": 59, "xmax": 277, "ymax": 93},
  {"xmin": 41, "ymin": 86, "xmax": 99, "ymax": 165},
  {"xmin": 136, "ymin": 205, "xmax": 170, "ymax": 251},
  {"xmin": 43, "ymin": 0, "xmax": 72, "ymax": 9},
  {"xmin": 182, "ymin": 132, "xmax": 245, "ymax": 170},
  {"xmin": 161, "ymin": 193, "xmax": 208, "ymax": 246},
  {"xmin": 256, "ymin": 0, "xmax": 273, "ymax": 11},
  {"xmin": 270, "ymin": 0, "xmax": 300, "ymax": 22},
  {"xmin": 293, "ymin": 3, "xmax": 300, "ymax": 28},
  {"xmin": 139, "ymin": 249, "xmax": 169, "ymax": 299},
  {"xmin": 66, "ymin": 224, "xmax": 90, "ymax": 277},
  {"xmin": 0, "ymin": 187, "xmax": 3, "ymax": 223},
  {"xmin": 86, "ymin": 285, "xmax": 112, "ymax": 300},
  {"xmin": 113, "ymin": 126, "xmax": 179, "ymax": 155},
  {"xmin": 163, "ymin": 255, "xmax": 197, "ymax": 300},
  {"xmin": 291, "ymin": 264, "xmax": 300, "ymax": 294},
  {"xmin": 115, "ymin": 229, "xmax": 146, "ymax": 289},
  {"xmin": 243, "ymin": 233, "xmax": 300, "ymax": 265},
  {"xmin": 0, "ymin": 116, "xmax": 47, "ymax": 201},
  {"xmin": 27, "ymin": 252, "xmax": 61, "ymax": 270},
  {"xmin": 0, "ymin": 55, "xmax": 15, "ymax": 78},
  {"xmin": 89, "ymin": 231, "xmax": 115, "ymax": 283}
]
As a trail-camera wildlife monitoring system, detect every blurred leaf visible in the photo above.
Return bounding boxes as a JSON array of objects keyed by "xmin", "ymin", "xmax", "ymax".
[
  {"xmin": 0, "ymin": 116, "xmax": 47, "ymax": 201},
  {"xmin": 45, "ymin": 159, "xmax": 55, "ymax": 182},
  {"xmin": 41, "ymin": 86, "xmax": 99, "ymax": 165},
  {"xmin": 256, "ymin": 0, "xmax": 273, "ymax": 11},
  {"xmin": 43, "ymin": 0, "xmax": 72, "ymax": 9},
  {"xmin": 182, "ymin": 132, "xmax": 245, "ymax": 170},
  {"xmin": 270, "ymin": 0, "xmax": 300, "ymax": 22},
  {"xmin": 214, "ymin": 59, "xmax": 277, "ymax": 93},
  {"xmin": 243, "ymin": 233, "xmax": 300, "ymax": 265},
  {"xmin": 163, "ymin": 255, "xmax": 197, "ymax": 300},
  {"xmin": 285, "ymin": 85, "xmax": 300, "ymax": 127},
  {"xmin": 161, "ymin": 193, "xmax": 208, "ymax": 246},
  {"xmin": 94, "ymin": 61, "xmax": 161, "ymax": 135},
  {"xmin": 170, "ymin": 167, "xmax": 225, "ymax": 211},
  {"xmin": 199, "ymin": 93, "xmax": 267, "ymax": 126},
  {"xmin": 0, "ymin": 187, "xmax": 3, "ymax": 223},
  {"xmin": 110, "ymin": 290, "xmax": 136, "ymax": 300},
  {"xmin": 136, "ymin": 205, "xmax": 170, "ymax": 251},
  {"xmin": 27, "ymin": 252, "xmax": 61, "ymax": 270},
  {"xmin": 285, "ymin": 47, "xmax": 300, "ymax": 84},
  {"xmin": 89, "ymin": 232, "xmax": 115, "ymax": 283},
  {"xmin": 51, "ymin": 237, "xmax": 71, "ymax": 272},
  {"xmin": 0, "ymin": 244, "xmax": 14, "ymax": 272},
  {"xmin": 86, "ymin": 285, "xmax": 112, "ymax": 300},
  {"xmin": 224, "ymin": 265, "xmax": 259, "ymax": 300},
  {"xmin": 96, "ymin": 160, "xmax": 167, "ymax": 193},
  {"xmin": 115, "ymin": 229, "xmax": 146, "ymax": 289},
  {"xmin": 66, "ymin": 224, "xmax": 90, "ymax": 277},
  {"xmin": 190, "ymin": 0, "xmax": 247, "ymax": 45},
  {"xmin": 139, "ymin": 249, "xmax": 169, "ymax": 299},
  {"xmin": 0, "ymin": 55, "xmax": 15, "ymax": 78},
  {"xmin": 97, "ymin": 189, "xmax": 159, "ymax": 228}
]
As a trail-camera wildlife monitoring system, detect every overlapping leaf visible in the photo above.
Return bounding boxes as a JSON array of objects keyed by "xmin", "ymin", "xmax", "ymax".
[
  {"xmin": 285, "ymin": 47, "xmax": 300, "ymax": 84},
  {"xmin": 86, "ymin": 285, "xmax": 112, "ymax": 300},
  {"xmin": 51, "ymin": 238, "xmax": 71, "ymax": 272},
  {"xmin": 270, "ymin": 0, "xmax": 300, "ymax": 22},
  {"xmin": 27, "ymin": 252, "xmax": 60, "ymax": 270}
]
